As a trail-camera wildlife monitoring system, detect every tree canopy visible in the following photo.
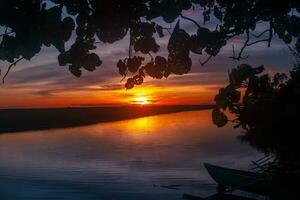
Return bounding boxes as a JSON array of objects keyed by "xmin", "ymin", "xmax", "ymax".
[
  {"xmin": 213, "ymin": 62, "xmax": 300, "ymax": 160},
  {"xmin": 1, "ymin": 0, "xmax": 300, "ymax": 87}
]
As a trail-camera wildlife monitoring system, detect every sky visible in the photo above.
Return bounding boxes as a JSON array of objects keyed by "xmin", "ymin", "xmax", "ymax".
[{"xmin": 0, "ymin": 8, "xmax": 295, "ymax": 108}]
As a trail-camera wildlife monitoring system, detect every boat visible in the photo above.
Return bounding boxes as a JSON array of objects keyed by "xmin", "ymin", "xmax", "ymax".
[{"xmin": 204, "ymin": 163, "xmax": 271, "ymax": 196}]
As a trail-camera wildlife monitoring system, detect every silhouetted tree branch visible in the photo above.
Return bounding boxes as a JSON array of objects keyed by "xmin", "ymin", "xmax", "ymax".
[
  {"xmin": 2, "ymin": 57, "xmax": 24, "ymax": 83},
  {"xmin": 0, "ymin": 0, "xmax": 299, "ymax": 89},
  {"xmin": 200, "ymin": 55, "xmax": 213, "ymax": 66},
  {"xmin": 230, "ymin": 31, "xmax": 250, "ymax": 60},
  {"xmin": 180, "ymin": 14, "xmax": 201, "ymax": 29}
]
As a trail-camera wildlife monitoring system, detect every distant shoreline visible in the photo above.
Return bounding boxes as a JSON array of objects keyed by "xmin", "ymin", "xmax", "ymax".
[{"xmin": 0, "ymin": 105, "xmax": 213, "ymax": 133}]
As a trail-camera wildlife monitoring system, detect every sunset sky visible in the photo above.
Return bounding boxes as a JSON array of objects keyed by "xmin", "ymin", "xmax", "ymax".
[{"xmin": 0, "ymin": 9, "xmax": 294, "ymax": 108}]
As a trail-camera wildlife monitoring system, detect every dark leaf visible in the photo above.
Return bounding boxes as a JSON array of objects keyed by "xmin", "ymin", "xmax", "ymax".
[
  {"xmin": 69, "ymin": 65, "xmax": 82, "ymax": 77},
  {"xmin": 212, "ymin": 109, "xmax": 228, "ymax": 127}
]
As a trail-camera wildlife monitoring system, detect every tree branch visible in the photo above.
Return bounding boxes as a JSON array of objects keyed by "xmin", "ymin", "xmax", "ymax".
[
  {"xmin": 287, "ymin": 45, "xmax": 300, "ymax": 60},
  {"xmin": 200, "ymin": 55, "xmax": 213, "ymax": 66},
  {"xmin": 2, "ymin": 57, "xmax": 24, "ymax": 83},
  {"xmin": 180, "ymin": 14, "xmax": 201, "ymax": 29},
  {"xmin": 267, "ymin": 22, "xmax": 273, "ymax": 47},
  {"xmin": 230, "ymin": 30, "xmax": 250, "ymax": 60},
  {"xmin": 247, "ymin": 39, "xmax": 269, "ymax": 46},
  {"xmin": 161, "ymin": 27, "xmax": 172, "ymax": 35},
  {"xmin": 148, "ymin": 52, "xmax": 153, "ymax": 61},
  {"xmin": 250, "ymin": 29, "xmax": 269, "ymax": 38},
  {"xmin": 230, "ymin": 23, "xmax": 273, "ymax": 60}
]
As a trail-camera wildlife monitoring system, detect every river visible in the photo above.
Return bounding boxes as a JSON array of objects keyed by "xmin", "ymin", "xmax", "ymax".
[{"xmin": 0, "ymin": 109, "xmax": 262, "ymax": 200}]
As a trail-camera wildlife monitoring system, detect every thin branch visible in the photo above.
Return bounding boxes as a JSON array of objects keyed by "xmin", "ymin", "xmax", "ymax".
[
  {"xmin": 120, "ymin": 69, "xmax": 129, "ymax": 82},
  {"xmin": 267, "ymin": 22, "xmax": 273, "ymax": 47},
  {"xmin": 246, "ymin": 39, "xmax": 269, "ymax": 46},
  {"xmin": 148, "ymin": 52, "xmax": 153, "ymax": 61},
  {"xmin": 2, "ymin": 57, "xmax": 24, "ymax": 83},
  {"xmin": 230, "ymin": 31, "xmax": 250, "ymax": 60},
  {"xmin": 250, "ymin": 29, "xmax": 269, "ymax": 38},
  {"xmin": 229, "ymin": 23, "xmax": 273, "ymax": 60},
  {"xmin": 248, "ymin": 23, "xmax": 272, "ymax": 47},
  {"xmin": 161, "ymin": 27, "xmax": 172, "ymax": 35},
  {"xmin": 238, "ymin": 31, "xmax": 250, "ymax": 59},
  {"xmin": 180, "ymin": 14, "xmax": 201, "ymax": 29},
  {"xmin": 286, "ymin": 44, "xmax": 300, "ymax": 60},
  {"xmin": 229, "ymin": 45, "xmax": 236, "ymax": 58},
  {"xmin": 200, "ymin": 54, "xmax": 213, "ymax": 66}
]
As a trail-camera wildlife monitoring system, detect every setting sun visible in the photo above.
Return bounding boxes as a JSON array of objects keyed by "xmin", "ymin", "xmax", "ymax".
[{"xmin": 133, "ymin": 97, "xmax": 150, "ymax": 105}]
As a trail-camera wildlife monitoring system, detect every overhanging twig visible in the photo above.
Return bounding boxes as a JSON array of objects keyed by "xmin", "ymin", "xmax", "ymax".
[
  {"xmin": 180, "ymin": 14, "xmax": 201, "ymax": 29},
  {"xmin": 250, "ymin": 29, "xmax": 269, "ymax": 38},
  {"xmin": 230, "ymin": 30, "xmax": 250, "ymax": 60},
  {"xmin": 247, "ymin": 38, "xmax": 269, "ymax": 46},
  {"xmin": 200, "ymin": 55, "xmax": 213, "ymax": 66},
  {"xmin": 2, "ymin": 57, "xmax": 24, "ymax": 83}
]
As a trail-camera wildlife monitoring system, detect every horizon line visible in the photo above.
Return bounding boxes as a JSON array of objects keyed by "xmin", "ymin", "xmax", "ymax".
[{"xmin": 0, "ymin": 104, "xmax": 214, "ymax": 110}]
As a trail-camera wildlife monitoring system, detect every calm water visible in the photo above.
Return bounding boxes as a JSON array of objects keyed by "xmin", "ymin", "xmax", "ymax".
[{"xmin": 0, "ymin": 110, "xmax": 261, "ymax": 200}]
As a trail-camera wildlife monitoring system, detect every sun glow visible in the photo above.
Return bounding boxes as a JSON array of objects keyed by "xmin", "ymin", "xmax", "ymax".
[{"xmin": 133, "ymin": 97, "xmax": 150, "ymax": 105}]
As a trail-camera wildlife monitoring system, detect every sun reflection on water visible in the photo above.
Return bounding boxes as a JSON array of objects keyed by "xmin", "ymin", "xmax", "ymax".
[
  {"xmin": 0, "ymin": 109, "xmax": 263, "ymax": 200},
  {"xmin": 122, "ymin": 117, "xmax": 156, "ymax": 140}
]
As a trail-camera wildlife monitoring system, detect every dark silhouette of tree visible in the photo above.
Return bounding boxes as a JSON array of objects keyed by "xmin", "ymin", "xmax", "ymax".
[
  {"xmin": 1, "ymin": 0, "xmax": 300, "ymax": 88},
  {"xmin": 213, "ymin": 57, "xmax": 300, "ymax": 173},
  {"xmin": 212, "ymin": 56, "xmax": 300, "ymax": 198}
]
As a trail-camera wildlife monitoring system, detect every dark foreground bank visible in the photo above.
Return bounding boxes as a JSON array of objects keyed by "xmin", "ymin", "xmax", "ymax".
[{"xmin": 0, "ymin": 105, "xmax": 213, "ymax": 133}]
